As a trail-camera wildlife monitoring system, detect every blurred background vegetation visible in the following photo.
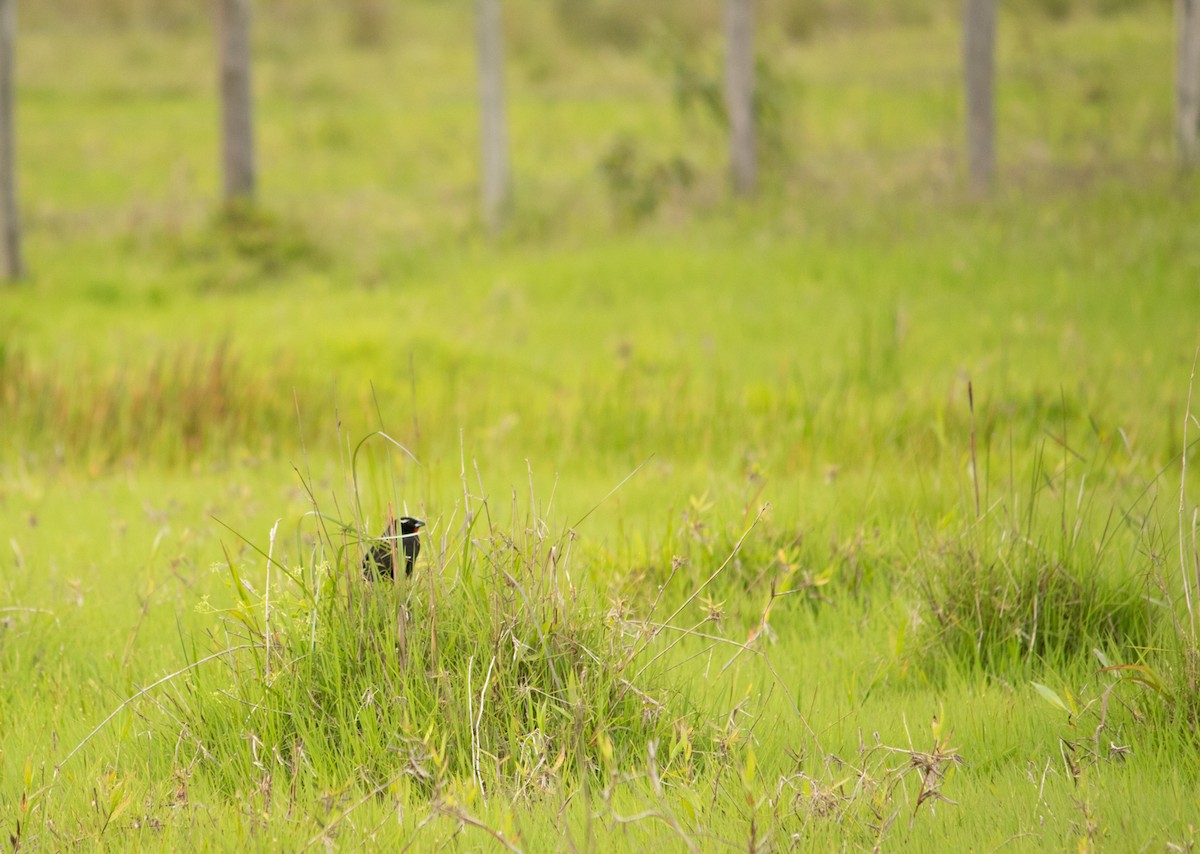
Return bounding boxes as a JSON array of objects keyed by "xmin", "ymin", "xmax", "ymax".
[
  {"xmin": 3, "ymin": 0, "xmax": 1195, "ymax": 511},
  {"xmin": 9, "ymin": 0, "xmax": 1185, "ymax": 248},
  {"xmin": 23, "ymin": 0, "xmax": 1165, "ymax": 36}
]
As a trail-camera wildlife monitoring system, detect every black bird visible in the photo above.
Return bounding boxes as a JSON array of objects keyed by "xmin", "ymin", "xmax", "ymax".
[{"xmin": 361, "ymin": 516, "xmax": 425, "ymax": 579}]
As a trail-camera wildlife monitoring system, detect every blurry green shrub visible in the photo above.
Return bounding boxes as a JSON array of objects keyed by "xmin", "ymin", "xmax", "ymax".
[
  {"xmin": 597, "ymin": 135, "xmax": 695, "ymax": 223},
  {"xmin": 164, "ymin": 203, "xmax": 328, "ymax": 293},
  {"xmin": 659, "ymin": 35, "xmax": 791, "ymax": 170}
]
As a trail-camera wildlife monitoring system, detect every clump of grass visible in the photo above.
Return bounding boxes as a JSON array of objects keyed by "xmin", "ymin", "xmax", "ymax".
[
  {"xmin": 917, "ymin": 535, "xmax": 1149, "ymax": 672},
  {"xmin": 1008, "ymin": 368, "xmax": 1200, "ymax": 761},
  {"xmin": 169, "ymin": 464, "xmax": 716, "ymax": 811},
  {"xmin": 913, "ymin": 433, "xmax": 1156, "ymax": 676}
]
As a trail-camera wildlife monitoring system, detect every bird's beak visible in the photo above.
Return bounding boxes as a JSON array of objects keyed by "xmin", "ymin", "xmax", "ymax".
[{"xmin": 415, "ymin": 520, "xmax": 426, "ymax": 528}]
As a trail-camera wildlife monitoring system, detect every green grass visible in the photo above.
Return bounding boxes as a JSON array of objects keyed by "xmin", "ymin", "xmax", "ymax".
[{"xmin": 3, "ymin": 2, "xmax": 1200, "ymax": 850}]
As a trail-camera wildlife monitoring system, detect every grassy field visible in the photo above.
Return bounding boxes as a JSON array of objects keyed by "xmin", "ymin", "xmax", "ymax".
[{"xmin": 3, "ymin": 2, "xmax": 1200, "ymax": 850}]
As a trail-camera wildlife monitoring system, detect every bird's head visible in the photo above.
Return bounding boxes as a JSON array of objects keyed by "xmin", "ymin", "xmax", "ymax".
[{"xmin": 398, "ymin": 517, "xmax": 426, "ymax": 536}]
